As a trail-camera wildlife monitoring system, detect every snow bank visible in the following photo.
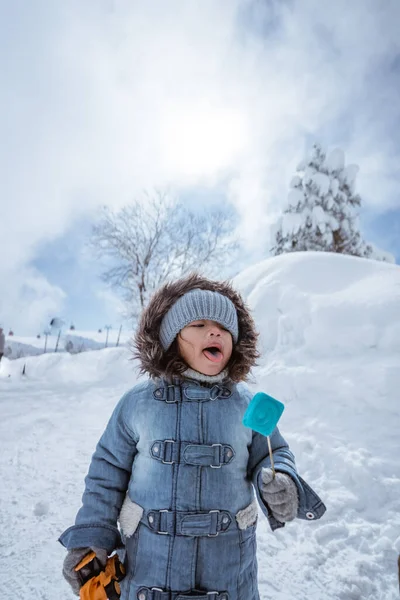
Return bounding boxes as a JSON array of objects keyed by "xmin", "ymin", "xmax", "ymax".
[
  {"xmin": 3, "ymin": 339, "xmax": 43, "ymax": 359},
  {"xmin": 0, "ymin": 347, "xmax": 135, "ymax": 385},
  {"xmin": 235, "ymin": 251, "xmax": 400, "ymax": 359},
  {"xmin": 234, "ymin": 252, "xmax": 400, "ymax": 599}
]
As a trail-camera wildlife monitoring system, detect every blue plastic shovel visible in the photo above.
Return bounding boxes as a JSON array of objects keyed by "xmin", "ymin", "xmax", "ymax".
[{"xmin": 242, "ymin": 392, "xmax": 285, "ymax": 478}]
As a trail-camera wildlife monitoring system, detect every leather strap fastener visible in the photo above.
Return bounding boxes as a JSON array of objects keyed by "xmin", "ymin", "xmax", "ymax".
[
  {"xmin": 137, "ymin": 588, "xmax": 228, "ymax": 600},
  {"xmin": 150, "ymin": 440, "xmax": 235, "ymax": 468},
  {"xmin": 145, "ymin": 509, "xmax": 232, "ymax": 537},
  {"xmin": 153, "ymin": 383, "xmax": 232, "ymax": 403}
]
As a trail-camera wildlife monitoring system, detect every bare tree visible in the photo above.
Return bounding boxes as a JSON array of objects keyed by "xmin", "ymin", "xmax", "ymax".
[{"xmin": 90, "ymin": 191, "xmax": 238, "ymax": 318}]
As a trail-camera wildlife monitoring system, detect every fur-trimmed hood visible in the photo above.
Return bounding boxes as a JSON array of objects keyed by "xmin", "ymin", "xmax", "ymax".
[{"xmin": 133, "ymin": 273, "xmax": 259, "ymax": 382}]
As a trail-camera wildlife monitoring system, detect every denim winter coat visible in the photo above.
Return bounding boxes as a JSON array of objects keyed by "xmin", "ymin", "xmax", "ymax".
[{"xmin": 59, "ymin": 377, "xmax": 326, "ymax": 600}]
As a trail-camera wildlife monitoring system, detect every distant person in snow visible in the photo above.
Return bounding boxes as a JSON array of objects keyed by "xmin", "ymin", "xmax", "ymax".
[
  {"xmin": 0, "ymin": 327, "xmax": 5, "ymax": 362},
  {"xmin": 59, "ymin": 274, "xmax": 326, "ymax": 599}
]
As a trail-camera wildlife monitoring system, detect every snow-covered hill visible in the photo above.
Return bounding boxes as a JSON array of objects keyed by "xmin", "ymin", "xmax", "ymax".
[
  {"xmin": 1, "ymin": 252, "xmax": 399, "ymax": 599},
  {"xmin": 235, "ymin": 252, "xmax": 400, "ymax": 599}
]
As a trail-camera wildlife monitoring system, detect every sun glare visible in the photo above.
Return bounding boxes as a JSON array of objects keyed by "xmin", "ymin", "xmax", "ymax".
[{"xmin": 161, "ymin": 104, "xmax": 248, "ymax": 179}]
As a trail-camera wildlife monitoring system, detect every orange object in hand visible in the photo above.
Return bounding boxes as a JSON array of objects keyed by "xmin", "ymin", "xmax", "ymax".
[{"xmin": 75, "ymin": 552, "xmax": 125, "ymax": 600}]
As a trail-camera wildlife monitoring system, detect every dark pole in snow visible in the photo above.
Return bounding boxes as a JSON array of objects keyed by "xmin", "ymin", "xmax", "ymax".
[
  {"xmin": 55, "ymin": 330, "xmax": 61, "ymax": 353},
  {"xmin": 104, "ymin": 325, "xmax": 112, "ymax": 348},
  {"xmin": 116, "ymin": 325, "xmax": 122, "ymax": 347},
  {"xmin": 397, "ymin": 555, "xmax": 400, "ymax": 593}
]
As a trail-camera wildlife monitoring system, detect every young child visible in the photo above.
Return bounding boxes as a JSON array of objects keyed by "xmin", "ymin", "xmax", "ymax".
[{"xmin": 60, "ymin": 274, "xmax": 326, "ymax": 599}]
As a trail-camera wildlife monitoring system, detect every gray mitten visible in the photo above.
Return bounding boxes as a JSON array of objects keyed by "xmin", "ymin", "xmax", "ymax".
[
  {"xmin": 62, "ymin": 546, "xmax": 108, "ymax": 596},
  {"xmin": 261, "ymin": 468, "xmax": 298, "ymax": 522}
]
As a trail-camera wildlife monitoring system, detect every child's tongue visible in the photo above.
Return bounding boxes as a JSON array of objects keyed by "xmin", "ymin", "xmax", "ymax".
[{"xmin": 203, "ymin": 348, "xmax": 223, "ymax": 363}]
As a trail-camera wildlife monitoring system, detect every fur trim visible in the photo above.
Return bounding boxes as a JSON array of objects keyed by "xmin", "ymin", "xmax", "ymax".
[
  {"xmin": 118, "ymin": 496, "xmax": 143, "ymax": 538},
  {"xmin": 133, "ymin": 273, "xmax": 259, "ymax": 382},
  {"xmin": 235, "ymin": 499, "xmax": 259, "ymax": 530}
]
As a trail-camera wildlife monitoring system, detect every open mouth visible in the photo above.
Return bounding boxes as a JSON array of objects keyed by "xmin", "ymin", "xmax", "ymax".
[{"xmin": 203, "ymin": 344, "xmax": 224, "ymax": 363}]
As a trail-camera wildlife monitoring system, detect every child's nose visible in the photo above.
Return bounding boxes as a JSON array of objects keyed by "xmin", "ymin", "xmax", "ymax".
[{"xmin": 208, "ymin": 325, "xmax": 222, "ymax": 336}]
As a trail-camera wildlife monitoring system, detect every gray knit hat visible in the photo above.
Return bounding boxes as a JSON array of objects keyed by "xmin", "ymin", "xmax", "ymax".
[{"xmin": 159, "ymin": 289, "xmax": 239, "ymax": 350}]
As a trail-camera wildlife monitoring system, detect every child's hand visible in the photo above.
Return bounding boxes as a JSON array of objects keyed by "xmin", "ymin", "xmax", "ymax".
[
  {"xmin": 260, "ymin": 468, "xmax": 298, "ymax": 522},
  {"xmin": 62, "ymin": 547, "xmax": 108, "ymax": 595}
]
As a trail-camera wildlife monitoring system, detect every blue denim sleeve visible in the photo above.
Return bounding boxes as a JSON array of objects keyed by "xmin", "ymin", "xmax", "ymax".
[
  {"xmin": 247, "ymin": 426, "xmax": 305, "ymax": 531},
  {"xmin": 59, "ymin": 391, "xmax": 138, "ymax": 552}
]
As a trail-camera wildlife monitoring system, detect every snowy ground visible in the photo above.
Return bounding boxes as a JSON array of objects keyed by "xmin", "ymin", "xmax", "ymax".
[{"xmin": 1, "ymin": 252, "xmax": 399, "ymax": 599}]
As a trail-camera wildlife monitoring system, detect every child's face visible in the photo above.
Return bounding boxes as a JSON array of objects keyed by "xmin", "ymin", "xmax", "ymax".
[{"xmin": 177, "ymin": 319, "xmax": 233, "ymax": 376}]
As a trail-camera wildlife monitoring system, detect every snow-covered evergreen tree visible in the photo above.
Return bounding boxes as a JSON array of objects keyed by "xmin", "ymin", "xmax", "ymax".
[{"xmin": 271, "ymin": 143, "xmax": 393, "ymax": 262}]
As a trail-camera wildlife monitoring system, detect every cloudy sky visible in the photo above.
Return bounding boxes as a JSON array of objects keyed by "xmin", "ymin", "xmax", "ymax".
[{"xmin": 1, "ymin": 0, "xmax": 400, "ymax": 334}]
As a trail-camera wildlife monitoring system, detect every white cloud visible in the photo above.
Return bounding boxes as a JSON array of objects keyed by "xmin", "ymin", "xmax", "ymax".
[
  {"xmin": 0, "ymin": 266, "xmax": 65, "ymax": 334},
  {"xmin": 1, "ymin": 0, "xmax": 400, "ymax": 328}
]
